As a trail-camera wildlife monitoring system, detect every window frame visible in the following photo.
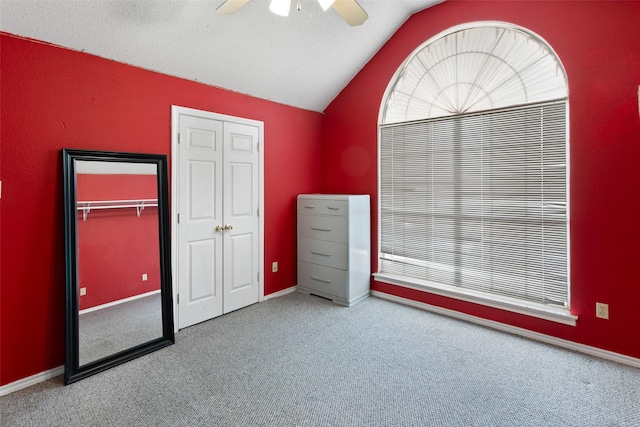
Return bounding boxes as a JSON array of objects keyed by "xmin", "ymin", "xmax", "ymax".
[{"xmin": 376, "ymin": 22, "xmax": 575, "ymax": 326}]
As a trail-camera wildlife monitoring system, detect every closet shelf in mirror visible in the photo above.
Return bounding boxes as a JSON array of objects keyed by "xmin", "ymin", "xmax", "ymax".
[{"xmin": 77, "ymin": 199, "xmax": 158, "ymax": 221}]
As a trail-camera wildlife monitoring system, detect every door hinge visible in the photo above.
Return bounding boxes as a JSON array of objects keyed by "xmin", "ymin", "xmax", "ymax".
[
  {"xmin": 177, "ymin": 213, "xmax": 180, "ymax": 224},
  {"xmin": 177, "ymin": 132, "xmax": 181, "ymax": 144},
  {"xmin": 177, "ymin": 294, "xmax": 180, "ymax": 304},
  {"xmin": 256, "ymin": 142, "xmax": 259, "ymax": 152},
  {"xmin": 257, "ymin": 272, "xmax": 260, "ymax": 282},
  {"xmin": 257, "ymin": 207, "xmax": 259, "ymax": 217}
]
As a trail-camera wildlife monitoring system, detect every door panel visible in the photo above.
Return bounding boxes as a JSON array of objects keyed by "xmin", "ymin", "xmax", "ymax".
[
  {"xmin": 230, "ymin": 163, "xmax": 253, "ymax": 216},
  {"xmin": 178, "ymin": 115, "xmax": 223, "ymax": 328},
  {"xmin": 189, "ymin": 161, "xmax": 216, "ymax": 220},
  {"xmin": 176, "ymin": 111, "xmax": 261, "ymax": 328},
  {"xmin": 230, "ymin": 233, "xmax": 253, "ymax": 292},
  {"xmin": 223, "ymin": 122, "xmax": 260, "ymax": 313},
  {"xmin": 188, "ymin": 239, "xmax": 217, "ymax": 301}
]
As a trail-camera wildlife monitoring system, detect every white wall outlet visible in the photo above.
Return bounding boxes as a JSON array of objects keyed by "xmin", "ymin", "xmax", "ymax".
[
  {"xmin": 596, "ymin": 302, "xmax": 609, "ymax": 319},
  {"xmin": 272, "ymin": 262, "xmax": 278, "ymax": 273},
  {"xmin": 142, "ymin": 273, "xmax": 148, "ymax": 281},
  {"xmin": 80, "ymin": 287, "xmax": 87, "ymax": 296}
]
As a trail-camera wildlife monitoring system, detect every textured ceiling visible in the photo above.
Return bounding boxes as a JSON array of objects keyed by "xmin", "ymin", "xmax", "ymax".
[{"xmin": 0, "ymin": 0, "xmax": 442, "ymax": 112}]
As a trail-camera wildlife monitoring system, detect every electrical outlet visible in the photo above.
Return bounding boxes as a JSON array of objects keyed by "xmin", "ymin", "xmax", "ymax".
[
  {"xmin": 596, "ymin": 302, "xmax": 609, "ymax": 319},
  {"xmin": 142, "ymin": 273, "xmax": 148, "ymax": 281},
  {"xmin": 80, "ymin": 287, "xmax": 87, "ymax": 296},
  {"xmin": 272, "ymin": 262, "xmax": 278, "ymax": 273}
]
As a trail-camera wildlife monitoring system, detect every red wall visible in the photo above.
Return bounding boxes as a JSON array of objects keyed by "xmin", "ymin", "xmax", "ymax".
[
  {"xmin": 322, "ymin": 1, "xmax": 640, "ymax": 358},
  {"xmin": 3, "ymin": 0, "xmax": 640, "ymax": 388},
  {"xmin": 0, "ymin": 33, "xmax": 323, "ymax": 385},
  {"xmin": 76, "ymin": 174, "xmax": 160, "ymax": 310}
]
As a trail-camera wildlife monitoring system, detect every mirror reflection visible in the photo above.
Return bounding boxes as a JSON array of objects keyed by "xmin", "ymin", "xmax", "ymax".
[
  {"xmin": 75, "ymin": 161, "xmax": 163, "ymax": 366},
  {"xmin": 63, "ymin": 149, "xmax": 174, "ymax": 385}
]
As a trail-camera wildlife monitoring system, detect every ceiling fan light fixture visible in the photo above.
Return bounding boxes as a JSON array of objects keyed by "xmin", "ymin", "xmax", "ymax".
[
  {"xmin": 216, "ymin": 0, "xmax": 250, "ymax": 14},
  {"xmin": 332, "ymin": 0, "xmax": 368, "ymax": 26},
  {"xmin": 269, "ymin": 0, "xmax": 291, "ymax": 17},
  {"xmin": 216, "ymin": 0, "xmax": 368, "ymax": 26},
  {"xmin": 317, "ymin": 0, "xmax": 336, "ymax": 11}
]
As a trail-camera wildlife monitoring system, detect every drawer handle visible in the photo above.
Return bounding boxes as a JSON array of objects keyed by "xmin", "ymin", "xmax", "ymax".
[
  {"xmin": 304, "ymin": 204, "xmax": 315, "ymax": 209},
  {"xmin": 327, "ymin": 205, "xmax": 340, "ymax": 210},
  {"xmin": 311, "ymin": 276, "xmax": 332, "ymax": 284},
  {"xmin": 311, "ymin": 250, "xmax": 332, "ymax": 257},
  {"xmin": 311, "ymin": 227, "xmax": 332, "ymax": 232}
]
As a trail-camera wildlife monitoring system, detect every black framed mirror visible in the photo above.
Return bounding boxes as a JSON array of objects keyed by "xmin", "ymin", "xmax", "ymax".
[{"xmin": 62, "ymin": 149, "xmax": 174, "ymax": 384}]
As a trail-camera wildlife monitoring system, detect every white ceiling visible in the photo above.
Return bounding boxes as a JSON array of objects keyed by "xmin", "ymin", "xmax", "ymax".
[{"xmin": 1, "ymin": 0, "xmax": 442, "ymax": 112}]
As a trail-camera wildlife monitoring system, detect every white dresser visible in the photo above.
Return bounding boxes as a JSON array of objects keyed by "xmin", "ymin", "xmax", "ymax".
[{"xmin": 297, "ymin": 194, "xmax": 370, "ymax": 306}]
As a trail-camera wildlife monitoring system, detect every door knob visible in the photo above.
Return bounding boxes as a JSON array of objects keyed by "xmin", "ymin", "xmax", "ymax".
[
  {"xmin": 224, "ymin": 224, "xmax": 233, "ymax": 230},
  {"xmin": 215, "ymin": 225, "xmax": 223, "ymax": 232}
]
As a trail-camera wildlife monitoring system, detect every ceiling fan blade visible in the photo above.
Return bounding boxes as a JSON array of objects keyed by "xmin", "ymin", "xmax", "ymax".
[
  {"xmin": 331, "ymin": 0, "xmax": 368, "ymax": 26},
  {"xmin": 216, "ymin": 0, "xmax": 251, "ymax": 14}
]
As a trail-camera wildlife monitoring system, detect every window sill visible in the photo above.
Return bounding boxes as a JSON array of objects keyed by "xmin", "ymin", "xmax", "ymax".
[{"xmin": 372, "ymin": 273, "xmax": 577, "ymax": 326}]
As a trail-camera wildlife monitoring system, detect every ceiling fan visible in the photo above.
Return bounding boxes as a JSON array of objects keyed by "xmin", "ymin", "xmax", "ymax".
[{"xmin": 216, "ymin": 0, "xmax": 369, "ymax": 26}]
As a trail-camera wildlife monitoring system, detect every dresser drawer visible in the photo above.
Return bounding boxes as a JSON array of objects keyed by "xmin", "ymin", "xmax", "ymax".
[
  {"xmin": 297, "ymin": 198, "xmax": 348, "ymax": 216},
  {"xmin": 297, "ymin": 262, "xmax": 347, "ymax": 299},
  {"xmin": 298, "ymin": 238, "xmax": 348, "ymax": 270},
  {"xmin": 297, "ymin": 214, "xmax": 347, "ymax": 243}
]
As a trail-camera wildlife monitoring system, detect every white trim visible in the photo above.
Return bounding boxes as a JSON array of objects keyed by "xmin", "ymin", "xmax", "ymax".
[
  {"xmin": 79, "ymin": 289, "xmax": 161, "ymax": 315},
  {"xmin": 565, "ymin": 91, "xmax": 572, "ymax": 312},
  {"xmin": 170, "ymin": 106, "xmax": 265, "ymax": 334},
  {"xmin": 171, "ymin": 106, "xmax": 180, "ymax": 333},
  {"xmin": 374, "ymin": 273, "xmax": 577, "ymax": 326},
  {"xmin": 5, "ymin": 288, "xmax": 637, "ymax": 396},
  {"xmin": 0, "ymin": 365, "xmax": 64, "ymax": 397},
  {"xmin": 377, "ymin": 23, "xmax": 571, "ymax": 321},
  {"xmin": 378, "ymin": 20, "xmax": 569, "ymax": 125},
  {"xmin": 263, "ymin": 286, "xmax": 297, "ymax": 301},
  {"xmin": 371, "ymin": 291, "xmax": 640, "ymax": 369}
]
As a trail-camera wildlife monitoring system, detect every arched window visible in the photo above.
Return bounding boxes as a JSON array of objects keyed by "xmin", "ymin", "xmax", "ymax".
[{"xmin": 377, "ymin": 23, "xmax": 572, "ymax": 323}]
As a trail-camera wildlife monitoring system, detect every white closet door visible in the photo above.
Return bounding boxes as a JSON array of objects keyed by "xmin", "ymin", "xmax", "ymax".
[
  {"xmin": 223, "ymin": 122, "xmax": 260, "ymax": 313},
  {"xmin": 178, "ymin": 115, "xmax": 224, "ymax": 328},
  {"xmin": 175, "ymin": 109, "xmax": 261, "ymax": 329}
]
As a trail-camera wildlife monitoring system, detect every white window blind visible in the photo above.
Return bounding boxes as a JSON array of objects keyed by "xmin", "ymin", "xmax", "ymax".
[
  {"xmin": 382, "ymin": 25, "xmax": 568, "ymax": 124},
  {"xmin": 379, "ymin": 101, "xmax": 568, "ymax": 307}
]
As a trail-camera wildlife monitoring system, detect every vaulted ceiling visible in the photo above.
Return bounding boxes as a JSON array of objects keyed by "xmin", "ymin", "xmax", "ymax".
[{"xmin": 1, "ymin": 0, "xmax": 443, "ymax": 112}]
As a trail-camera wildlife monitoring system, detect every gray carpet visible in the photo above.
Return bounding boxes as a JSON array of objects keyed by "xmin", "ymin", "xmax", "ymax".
[
  {"xmin": 2, "ymin": 292, "xmax": 639, "ymax": 426},
  {"xmin": 79, "ymin": 293, "xmax": 162, "ymax": 365}
]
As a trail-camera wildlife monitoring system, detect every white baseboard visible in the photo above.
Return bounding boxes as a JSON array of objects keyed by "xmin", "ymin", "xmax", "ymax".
[
  {"xmin": 0, "ymin": 365, "xmax": 64, "ymax": 397},
  {"xmin": 263, "ymin": 286, "xmax": 297, "ymax": 300},
  {"xmin": 8, "ymin": 288, "xmax": 634, "ymax": 397},
  {"xmin": 372, "ymin": 290, "xmax": 640, "ymax": 369},
  {"xmin": 80, "ymin": 289, "xmax": 161, "ymax": 315}
]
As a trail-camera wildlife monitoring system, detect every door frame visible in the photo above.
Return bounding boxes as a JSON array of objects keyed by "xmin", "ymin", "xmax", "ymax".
[{"xmin": 170, "ymin": 105, "xmax": 265, "ymax": 333}]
